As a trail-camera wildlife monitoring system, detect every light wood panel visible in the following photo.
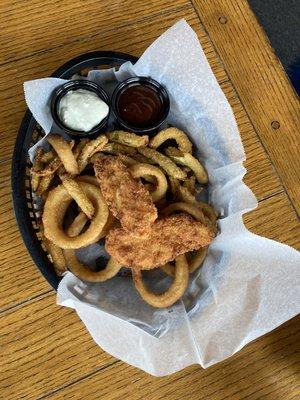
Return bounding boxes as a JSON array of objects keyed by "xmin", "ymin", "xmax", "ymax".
[
  {"xmin": 40, "ymin": 316, "xmax": 300, "ymax": 400},
  {"xmin": 244, "ymin": 193, "xmax": 300, "ymax": 249},
  {"xmin": 0, "ymin": 293, "xmax": 115, "ymax": 400},
  {"xmin": 0, "ymin": 0, "xmax": 189, "ymax": 65},
  {"xmin": 192, "ymin": 0, "xmax": 300, "ymax": 215}
]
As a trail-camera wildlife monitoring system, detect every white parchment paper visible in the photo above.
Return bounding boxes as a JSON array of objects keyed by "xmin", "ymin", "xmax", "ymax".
[{"xmin": 23, "ymin": 20, "xmax": 300, "ymax": 376}]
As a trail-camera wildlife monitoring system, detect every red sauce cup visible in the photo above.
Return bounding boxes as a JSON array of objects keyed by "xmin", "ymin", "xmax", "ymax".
[{"xmin": 111, "ymin": 77, "xmax": 170, "ymax": 135}]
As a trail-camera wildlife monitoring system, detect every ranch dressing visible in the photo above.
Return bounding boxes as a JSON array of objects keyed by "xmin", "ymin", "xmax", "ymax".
[{"xmin": 58, "ymin": 89, "xmax": 109, "ymax": 132}]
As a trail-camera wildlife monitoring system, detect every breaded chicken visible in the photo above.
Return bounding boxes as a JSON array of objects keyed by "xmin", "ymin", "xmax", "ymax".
[
  {"xmin": 105, "ymin": 214, "xmax": 215, "ymax": 270},
  {"xmin": 93, "ymin": 154, "xmax": 157, "ymax": 236}
]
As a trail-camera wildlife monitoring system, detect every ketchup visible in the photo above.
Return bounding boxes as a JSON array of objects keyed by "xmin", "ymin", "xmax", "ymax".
[{"xmin": 117, "ymin": 84, "xmax": 164, "ymax": 128}]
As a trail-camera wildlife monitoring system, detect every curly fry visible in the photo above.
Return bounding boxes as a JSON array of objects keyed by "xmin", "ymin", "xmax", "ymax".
[
  {"xmin": 36, "ymin": 174, "xmax": 54, "ymax": 196},
  {"xmin": 178, "ymin": 185, "xmax": 198, "ymax": 205},
  {"xmin": 31, "ymin": 156, "xmax": 61, "ymax": 176},
  {"xmin": 76, "ymin": 175, "xmax": 99, "ymax": 187},
  {"xmin": 30, "ymin": 148, "xmax": 44, "ymax": 191},
  {"xmin": 107, "ymin": 131, "xmax": 149, "ymax": 148},
  {"xmin": 66, "ymin": 212, "xmax": 88, "ymax": 236},
  {"xmin": 77, "ymin": 135, "xmax": 108, "ymax": 172},
  {"xmin": 197, "ymin": 201, "xmax": 217, "ymax": 227},
  {"xmin": 102, "ymin": 142, "xmax": 137, "ymax": 156},
  {"xmin": 131, "ymin": 153, "xmax": 156, "ymax": 165},
  {"xmin": 73, "ymin": 139, "xmax": 89, "ymax": 160},
  {"xmin": 161, "ymin": 202, "xmax": 206, "ymax": 224},
  {"xmin": 166, "ymin": 147, "xmax": 208, "ymax": 183},
  {"xmin": 138, "ymin": 147, "xmax": 186, "ymax": 180},
  {"xmin": 58, "ymin": 174, "xmax": 95, "ymax": 219},
  {"xmin": 130, "ymin": 163, "xmax": 168, "ymax": 202},
  {"xmin": 183, "ymin": 175, "xmax": 196, "ymax": 193},
  {"xmin": 47, "ymin": 135, "xmax": 79, "ymax": 175},
  {"xmin": 118, "ymin": 154, "xmax": 139, "ymax": 167},
  {"xmin": 132, "ymin": 254, "xmax": 189, "ymax": 308},
  {"xmin": 40, "ymin": 151, "xmax": 55, "ymax": 163},
  {"xmin": 150, "ymin": 127, "xmax": 192, "ymax": 153},
  {"xmin": 43, "ymin": 235, "xmax": 66, "ymax": 276}
]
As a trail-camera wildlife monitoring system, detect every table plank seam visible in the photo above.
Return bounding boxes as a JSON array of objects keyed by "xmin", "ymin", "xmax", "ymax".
[
  {"xmin": 37, "ymin": 360, "xmax": 120, "ymax": 400},
  {"xmin": 0, "ymin": 290, "xmax": 53, "ymax": 317},
  {"xmin": 191, "ymin": 0, "xmax": 299, "ymax": 218},
  {"xmin": 190, "ymin": 0, "xmax": 300, "ymax": 217},
  {"xmin": 0, "ymin": 3, "xmax": 192, "ymax": 68},
  {"xmin": 179, "ymin": 345, "xmax": 299, "ymax": 400}
]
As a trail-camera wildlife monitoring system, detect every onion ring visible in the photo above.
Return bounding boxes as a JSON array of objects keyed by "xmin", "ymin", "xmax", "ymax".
[
  {"xmin": 63, "ymin": 212, "xmax": 121, "ymax": 282},
  {"xmin": 138, "ymin": 147, "xmax": 186, "ymax": 180},
  {"xmin": 150, "ymin": 127, "xmax": 192, "ymax": 153},
  {"xmin": 189, "ymin": 247, "xmax": 208, "ymax": 273},
  {"xmin": 132, "ymin": 254, "xmax": 189, "ymax": 308},
  {"xmin": 47, "ymin": 135, "xmax": 79, "ymax": 175},
  {"xmin": 98, "ymin": 211, "xmax": 118, "ymax": 239},
  {"xmin": 160, "ymin": 262, "xmax": 174, "ymax": 277},
  {"xmin": 161, "ymin": 248, "xmax": 208, "ymax": 275},
  {"xmin": 107, "ymin": 131, "xmax": 149, "ymax": 148},
  {"xmin": 67, "ymin": 212, "xmax": 88, "ymax": 236},
  {"xmin": 166, "ymin": 147, "xmax": 208, "ymax": 183},
  {"xmin": 143, "ymin": 183, "xmax": 156, "ymax": 192},
  {"xmin": 130, "ymin": 163, "xmax": 168, "ymax": 202},
  {"xmin": 43, "ymin": 181, "xmax": 109, "ymax": 249}
]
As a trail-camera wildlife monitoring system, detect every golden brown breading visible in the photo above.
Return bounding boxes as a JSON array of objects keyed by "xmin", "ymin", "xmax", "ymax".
[
  {"xmin": 93, "ymin": 154, "xmax": 157, "ymax": 236},
  {"xmin": 105, "ymin": 214, "xmax": 214, "ymax": 270}
]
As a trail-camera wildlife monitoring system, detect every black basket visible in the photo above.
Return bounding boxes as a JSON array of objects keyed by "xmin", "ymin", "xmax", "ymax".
[{"xmin": 11, "ymin": 51, "xmax": 138, "ymax": 291}]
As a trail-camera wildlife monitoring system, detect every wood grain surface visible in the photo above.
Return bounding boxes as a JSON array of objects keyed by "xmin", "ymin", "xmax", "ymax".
[
  {"xmin": 192, "ymin": 0, "xmax": 300, "ymax": 215},
  {"xmin": 0, "ymin": 0, "xmax": 299, "ymax": 399}
]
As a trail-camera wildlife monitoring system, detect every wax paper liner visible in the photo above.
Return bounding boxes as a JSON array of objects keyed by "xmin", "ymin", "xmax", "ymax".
[{"xmin": 23, "ymin": 20, "xmax": 300, "ymax": 376}]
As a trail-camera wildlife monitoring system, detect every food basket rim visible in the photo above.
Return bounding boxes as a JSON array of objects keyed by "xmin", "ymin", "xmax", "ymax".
[{"xmin": 11, "ymin": 51, "xmax": 138, "ymax": 291}]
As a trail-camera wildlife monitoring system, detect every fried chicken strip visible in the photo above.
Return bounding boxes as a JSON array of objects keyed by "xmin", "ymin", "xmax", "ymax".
[
  {"xmin": 105, "ymin": 214, "xmax": 214, "ymax": 270},
  {"xmin": 93, "ymin": 154, "xmax": 157, "ymax": 236}
]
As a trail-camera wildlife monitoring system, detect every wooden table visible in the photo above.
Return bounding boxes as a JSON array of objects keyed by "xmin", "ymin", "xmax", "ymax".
[{"xmin": 1, "ymin": 1, "xmax": 299, "ymax": 399}]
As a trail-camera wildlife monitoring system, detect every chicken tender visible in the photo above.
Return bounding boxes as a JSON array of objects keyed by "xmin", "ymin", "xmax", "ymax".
[
  {"xmin": 105, "ymin": 214, "xmax": 215, "ymax": 270},
  {"xmin": 93, "ymin": 154, "xmax": 157, "ymax": 236}
]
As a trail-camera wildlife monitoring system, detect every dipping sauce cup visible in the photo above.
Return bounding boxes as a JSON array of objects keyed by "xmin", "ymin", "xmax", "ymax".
[
  {"xmin": 50, "ymin": 80, "xmax": 110, "ymax": 138},
  {"xmin": 111, "ymin": 77, "xmax": 170, "ymax": 134}
]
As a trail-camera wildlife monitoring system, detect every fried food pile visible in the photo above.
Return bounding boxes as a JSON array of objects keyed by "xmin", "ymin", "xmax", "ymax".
[{"xmin": 30, "ymin": 128, "xmax": 217, "ymax": 307}]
